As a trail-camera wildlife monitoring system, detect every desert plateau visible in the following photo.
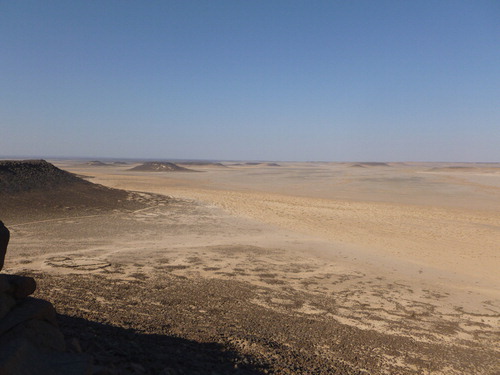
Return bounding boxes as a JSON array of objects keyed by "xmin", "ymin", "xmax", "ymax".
[{"xmin": 1, "ymin": 159, "xmax": 499, "ymax": 374}]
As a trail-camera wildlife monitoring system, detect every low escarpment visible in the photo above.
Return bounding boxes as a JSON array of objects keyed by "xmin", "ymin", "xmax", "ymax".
[
  {"xmin": 178, "ymin": 161, "xmax": 227, "ymax": 168},
  {"xmin": 0, "ymin": 160, "xmax": 150, "ymax": 222},
  {"xmin": 0, "ymin": 160, "xmax": 88, "ymax": 193}
]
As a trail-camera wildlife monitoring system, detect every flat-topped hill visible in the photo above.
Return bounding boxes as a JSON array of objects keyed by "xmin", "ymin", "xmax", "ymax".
[
  {"xmin": 356, "ymin": 162, "xmax": 390, "ymax": 167},
  {"xmin": 85, "ymin": 160, "xmax": 110, "ymax": 166},
  {"xmin": 129, "ymin": 162, "xmax": 196, "ymax": 172},
  {"xmin": 230, "ymin": 162, "xmax": 281, "ymax": 167},
  {"xmin": 178, "ymin": 162, "xmax": 227, "ymax": 168},
  {"xmin": 0, "ymin": 160, "xmax": 148, "ymax": 221},
  {"xmin": 0, "ymin": 159, "xmax": 88, "ymax": 193}
]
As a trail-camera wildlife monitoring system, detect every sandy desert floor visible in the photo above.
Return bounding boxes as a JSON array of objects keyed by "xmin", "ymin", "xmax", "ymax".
[{"xmin": 4, "ymin": 161, "xmax": 500, "ymax": 374}]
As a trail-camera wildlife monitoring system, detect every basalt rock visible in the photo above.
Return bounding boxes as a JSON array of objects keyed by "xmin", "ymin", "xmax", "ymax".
[
  {"xmin": 0, "ymin": 221, "xmax": 92, "ymax": 374},
  {"xmin": 0, "ymin": 221, "xmax": 9, "ymax": 271}
]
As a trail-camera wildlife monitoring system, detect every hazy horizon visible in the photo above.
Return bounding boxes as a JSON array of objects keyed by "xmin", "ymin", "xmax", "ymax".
[
  {"xmin": 2, "ymin": 154, "xmax": 500, "ymax": 165},
  {"xmin": 1, "ymin": 1, "xmax": 499, "ymax": 162}
]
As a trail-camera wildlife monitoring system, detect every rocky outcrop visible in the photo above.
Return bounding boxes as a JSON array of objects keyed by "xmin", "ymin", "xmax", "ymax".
[
  {"xmin": 0, "ymin": 160, "xmax": 149, "ymax": 223},
  {"xmin": 0, "ymin": 222, "xmax": 9, "ymax": 271},
  {"xmin": 0, "ymin": 160, "xmax": 90, "ymax": 194},
  {"xmin": 0, "ymin": 221, "xmax": 92, "ymax": 375}
]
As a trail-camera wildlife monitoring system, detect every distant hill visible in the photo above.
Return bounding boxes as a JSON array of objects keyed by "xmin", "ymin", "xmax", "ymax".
[
  {"xmin": 178, "ymin": 162, "xmax": 227, "ymax": 168},
  {"xmin": 355, "ymin": 162, "xmax": 390, "ymax": 167},
  {"xmin": 230, "ymin": 162, "xmax": 280, "ymax": 167},
  {"xmin": 85, "ymin": 160, "xmax": 109, "ymax": 166},
  {"xmin": 129, "ymin": 162, "xmax": 196, "ymax": 172}
]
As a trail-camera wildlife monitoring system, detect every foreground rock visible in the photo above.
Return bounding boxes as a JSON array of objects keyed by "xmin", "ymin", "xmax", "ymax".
[
  {"xmin": 0, "ymin": 221, "xmax": 8, "ymax": 271},
  {"xmin": 0, "ymin": 221, "xmax": 91, "ymax": 375}
]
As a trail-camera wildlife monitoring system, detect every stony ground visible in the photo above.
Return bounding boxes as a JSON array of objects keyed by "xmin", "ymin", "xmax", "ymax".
[{"xmin": 24, "ymin": 267, "xmax": 497, "ymax": 375}]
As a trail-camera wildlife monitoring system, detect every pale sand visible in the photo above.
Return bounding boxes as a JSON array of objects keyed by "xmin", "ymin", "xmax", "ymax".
[
  {"xmin": 6, "ymin": 161, "xmax": 499, "ymax": 373},
  {"xmin": 63, "ymin": 162, "xmax": 500, "ymax": 283},
  {"xmin": 52, "ymin": 162, "xmax": 499, "ymax": 321}
]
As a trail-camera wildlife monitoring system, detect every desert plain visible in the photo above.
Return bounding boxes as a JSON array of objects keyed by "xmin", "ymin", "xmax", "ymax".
[{"xmin": 2, "ymin": 160, "xmax": 500, "ymax": 374}]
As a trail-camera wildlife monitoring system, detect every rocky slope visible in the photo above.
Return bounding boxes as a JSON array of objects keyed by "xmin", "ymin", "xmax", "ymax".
[{"xmin": 0, "ymin": 160, "xmax": 150, "ymax": 222}]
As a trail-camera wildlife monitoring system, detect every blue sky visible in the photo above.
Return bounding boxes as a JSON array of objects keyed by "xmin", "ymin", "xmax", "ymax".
[{"xmin": 1, "ymin": 1, "xmax": 499, "ymax": 161}]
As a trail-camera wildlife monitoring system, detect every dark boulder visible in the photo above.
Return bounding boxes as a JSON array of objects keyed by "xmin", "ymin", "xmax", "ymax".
[{"xmin": 0, "ymin": 221, "xmax": 9, "ymax": 271}]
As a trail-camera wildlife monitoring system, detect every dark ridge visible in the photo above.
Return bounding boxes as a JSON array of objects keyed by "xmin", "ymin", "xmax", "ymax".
[
  {"xmin": 178, "ymin": 162, "xmax": 227, "ymax": 168},
  {"xmin": 128, "ymin": 162, "xmax": 197, "ymax": 172},
  {"xmin": 229, "ymin": 162, "xmax": 281, "ymax": 167},
  {"xmin": 0, "ymin": 160, "xmax": 149, "ymax": 222},
  {"xmin": 350, "ymin": 164, "xmax": 366, "ymax": 168},
  {"xmin": 0, "ymin": 160, "xmax": 88, "ymax": 193}
]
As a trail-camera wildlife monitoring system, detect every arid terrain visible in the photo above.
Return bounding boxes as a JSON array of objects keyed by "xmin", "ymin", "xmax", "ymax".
[{"xmin": 2, "ymin": 160, "xmax": 499, "ymax": 374}]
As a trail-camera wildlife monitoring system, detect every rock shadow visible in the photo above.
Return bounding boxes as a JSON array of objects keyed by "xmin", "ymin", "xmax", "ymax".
[{"xmin": 57, "ymin": 314, "xmax": 267, "ymax": 375}]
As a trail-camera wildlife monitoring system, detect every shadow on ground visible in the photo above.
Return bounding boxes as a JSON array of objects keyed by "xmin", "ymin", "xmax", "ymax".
[{"xmin": 58, "ymin": 314, "xmax": 267, "ymax": 375}]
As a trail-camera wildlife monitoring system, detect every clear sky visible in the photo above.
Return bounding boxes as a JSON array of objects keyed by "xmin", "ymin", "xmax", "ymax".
[{"xmin": 1, "ymin": 1, "xmax": 499, "ymax": 161}]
